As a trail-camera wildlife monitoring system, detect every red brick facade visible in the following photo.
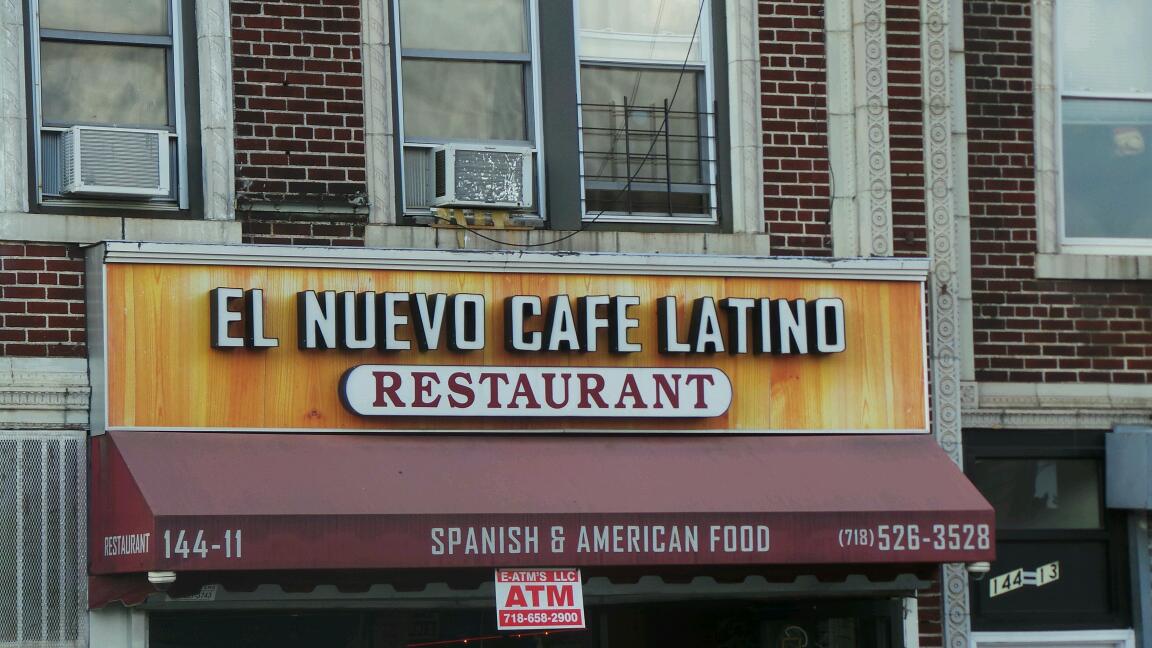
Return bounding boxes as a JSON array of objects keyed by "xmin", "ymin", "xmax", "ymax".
[
  {"xmin": 964, "ymin": 0, "xmax": 1152, "ymax": 383},
  {"xmin": 760, "ymin": 0, "xmax": 832, "ymax": 256},
  {"xmin": 231, "ymin": 0, "xmax": 367, "ymax": 203},
  {"xmin": 887, "ymin": 0, "xmax": 928, "ymax": 257},
  {"xmin": 0, "ymin": 244, "xmax": 86, "ymax": 357}
]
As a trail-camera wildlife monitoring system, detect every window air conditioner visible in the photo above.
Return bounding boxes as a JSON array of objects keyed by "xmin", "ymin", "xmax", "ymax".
[
  {"xmin": 431, "ymin": 144, "xmax": 533, "ymax": 209},
  {"xmin": 60, "ymin": 126, "xmax": 170, "ymax": 198}
]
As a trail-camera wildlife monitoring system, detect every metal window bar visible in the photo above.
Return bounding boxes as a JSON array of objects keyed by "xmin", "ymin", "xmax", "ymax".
[{"xmin": 578, "ymin": 100, "xmax": 716, "ymax": 218}]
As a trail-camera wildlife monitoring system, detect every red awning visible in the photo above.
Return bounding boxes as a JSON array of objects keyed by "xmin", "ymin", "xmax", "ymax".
[{"xmin": 90, "ymin": 431, "xmax": 994, "ymax": 576}]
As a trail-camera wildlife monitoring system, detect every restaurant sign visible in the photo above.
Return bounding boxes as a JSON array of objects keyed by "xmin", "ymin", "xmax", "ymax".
[{"xmin": 89, "ymin": 243, "xmax": 929, "ymax": 433}]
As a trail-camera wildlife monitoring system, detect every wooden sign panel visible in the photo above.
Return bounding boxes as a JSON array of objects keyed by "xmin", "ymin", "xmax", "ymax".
[{"xmin": 91, "ymin": 244, "xmax": 928, "ymax": 433}]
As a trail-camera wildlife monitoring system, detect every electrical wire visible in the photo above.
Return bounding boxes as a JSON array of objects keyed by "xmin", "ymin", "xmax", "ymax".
[{"xmin": 425, "ymin": 0, "xmax": 709, "ymax": 248}]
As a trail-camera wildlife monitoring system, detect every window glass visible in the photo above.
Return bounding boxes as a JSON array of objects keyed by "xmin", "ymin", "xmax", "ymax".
[
  {"xmin": 579, "ymin": 0, "xmax": 703, "ymax": 62},
  {"xmin": 968, "ymin": 458, "xmax": 1102, "ymax": 530},
  {"xmin": 580, "ymin": 67, "xmax": 701, "ymax": 184},
  {"xmin": 1061, "ymin": 99, "xmax": 1152, "ymax": 238},
  {"xmin": 1059, "ymin": 0, "xmax": 1152, "ymax": 94},
  {"xmin": 39, "ymin": 0, "xmax": 169, "ymax": 35},
  {"xmin": 40, "ymin": 42, "xmax": 169, "ymax": 126},
  {"xmin": 399, "ymin": 0, "xmax": 526, "ymax": 53},
  {"xmin": 402, "ymin": 61, "xmax": 525, "ymax": 141}
]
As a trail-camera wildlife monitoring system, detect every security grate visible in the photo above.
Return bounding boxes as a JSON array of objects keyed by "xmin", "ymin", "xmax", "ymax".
[{"xmin": 0, "ymin": 434, "xmax": 85, "ymax": 647}]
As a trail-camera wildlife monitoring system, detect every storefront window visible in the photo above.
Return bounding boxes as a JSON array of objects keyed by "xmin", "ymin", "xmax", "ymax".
[
  {"xmin": 150, "ymin": 600, "xmax": 899, "ymax": 648},
  {"xmin": 968, "ymin": 458, "xmax": 1102, "ymax": 530},
  {"xmin": 964, "ymin": 430, "xmax": 1130, "ymax": 631}
]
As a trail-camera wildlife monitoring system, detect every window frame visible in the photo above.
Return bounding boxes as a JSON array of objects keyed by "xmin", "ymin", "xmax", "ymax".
[
  {"xmin": 573, "ymin": 0, "xmax": 720, "ymax": 226},
  {"xmin": 390, "ymin": 0, "xmax": 731, "ymax": 233},
  {"xmin": 392, "ymin": 0, "xmax": 547, "ymax": 220},
  {"xmin": 965, "ymin": 429, "xmax": 1132, "ymax": 632},
  {"xmin": 1053, "ymin": 0, "xmax": 1152, "ymax": 254},
  {"xmin": 25, "ymin": 0, "xmax": 199, "ymax": 215}
]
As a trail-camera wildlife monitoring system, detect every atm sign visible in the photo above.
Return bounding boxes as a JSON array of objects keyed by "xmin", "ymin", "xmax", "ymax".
[{"xmin": 495, "ymin": 568, "xmax": 585, "ymax": 630}]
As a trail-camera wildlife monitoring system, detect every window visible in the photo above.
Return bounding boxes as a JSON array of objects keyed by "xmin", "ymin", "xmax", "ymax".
[
  {"xmin": 1056, "ymin": 0, "xmax": 1152, "ymax": 245},
  {"xmin": 576, "ymin": 0, "xmax": 717, "ymax": 223},
  {"xmin": 29, "ymin": 0, "xmax": 196, "ymax": 210},
  {"xmin": 965, "ymin": 430, "xmax": 1131, "ymax": 631},
  {"xmin": 393, "ymin": 0, "xmax": 725, "ymax": 229}
]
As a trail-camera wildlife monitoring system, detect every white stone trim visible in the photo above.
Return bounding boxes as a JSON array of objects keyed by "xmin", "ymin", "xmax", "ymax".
[
  {"xmin": 853, "ymin": 0, "xmax": 893, "ymax": 256},
  {"xmin": 826, "ymin": 0, "xmax": 894, "ymax": 257},
  {"xmin": 971, "ymin": 629, "xmax": 1135, "ymax": 648},
  {"xmin": 363, "ymin": 0, "xmax": 397, "ymax": 225},
  {"xmin": 89, "ymin": 605, "xmax": 148, "ymax": 648},
  {"xmin": 0, "ymin": 358, "xmax": 89, "ymax": 429},
  {"xmin": 826, "ymin": 0, "xmax": 858, "ymax": 254},
  {"xmin": 0, "ymin": 0, "xmax": 28, "ymax": 214},
  {"xmin": 98, "ymin": 240, "xmax": 931, "ymax": 280},
  {"xmin": 196, "ymin": 0, "xmax": 236, "ymax": 222},
  {"xmin": 0, "ymin": 212, "xmax": 242, "ymax": 244},
  {"xmin": 366, "ymin": 224, "xmax": 776, "ymax": 255},
  {"xmin": 903, "ymin": 597, "xmax": 921, "ymax": 648},
  {"xmin": 726, "ymin": 0, "xmax": 764, "ymax": 234},
  {"xmin": 1035, "ymin": 253, "xmax": 1152, "ymax": 279},
  {"xmin": 1033, "ymin": 0, "xmax": 1059, "ymax": 256},
  {"xmin": 951, "ymin": 0, "xmax": 975, "ymax": 383},
  {"xmin": 922, "ymin": 0, "xmax": 970, "ymax": 644}
]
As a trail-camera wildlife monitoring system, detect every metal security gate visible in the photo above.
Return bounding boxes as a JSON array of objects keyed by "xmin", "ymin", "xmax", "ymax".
[{"xmin": 0, "ymin": 432, "xmax": 85, "ymax": 647}]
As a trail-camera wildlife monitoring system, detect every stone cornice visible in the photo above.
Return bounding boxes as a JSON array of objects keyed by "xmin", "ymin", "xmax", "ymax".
[
  {"xmin": 0, "ymin": 358, "xmax": 90, "ymax": 429},
  {"xmin": 961, "ymin": 381, "xmax": 1152, "ymax": 429}
]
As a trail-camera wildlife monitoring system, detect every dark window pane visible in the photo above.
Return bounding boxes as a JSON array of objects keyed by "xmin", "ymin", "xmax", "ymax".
[
  {"xmin": 580, "ymin": 66, "xmax": 709, "ymax": 216},
  {"xmin": 40, "ymin": 42, "xmax": 169, "ymax": 127},
  {"xmin": 969, "ymin": 458, "xmax": 1102, "ymax": 530}
]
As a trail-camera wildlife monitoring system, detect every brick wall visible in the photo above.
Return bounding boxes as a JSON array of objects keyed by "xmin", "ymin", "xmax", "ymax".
[
  {"xmin": 0, "ymin": 244, "xmax": 85, "ymax": 358},
  {"xmin": 887, "ymin": 0, "xmax": 927, "ymax": 257},
  {"xmin": 965, "ymin": 0, "xmax": 1152, "ymax": 383},
  {"xmin": 760, "ymin": 0, "xmax": 832, "ymax": 256},
  {"xmin": 232, "ymin": 0, "xmax": 367, "ymax": 204},
  {"xmin": 242, "ymin": 211, "xmax": 367, "ymax": 246},
  {"xmin": 916, "ymin": 577, "xmax": 943, "ymax": 648}
]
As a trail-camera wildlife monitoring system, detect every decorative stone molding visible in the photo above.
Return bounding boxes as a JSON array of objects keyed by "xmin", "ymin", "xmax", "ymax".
[
  {"xmin": 826, "ymin": 0, "xmax": 894, "ymax": 256},
  {"xmin": 961, "ymin": 381, "xmax": 1152, "ymax": 429},
  {"xmin": 363, "ymin": 0, "xmax": 398, "ymax": 225},
  {"xmin": 0, "ymin": 0, "xmax": 28, "ymax": 213},
  {"xmin": 921, "ymin": 0, "xmax": 970, "ymax": 644},
  {"xmin": 855, "ymin": 0, "xmax": 893, "ymax": 256},
  {"xmin": 0, "ymin": 358, "xmax": 90, "ymax": 429}
]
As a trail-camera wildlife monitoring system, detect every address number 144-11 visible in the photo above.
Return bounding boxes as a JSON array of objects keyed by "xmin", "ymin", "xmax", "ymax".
[{"xmin": 163, "ymin": 529, "xmax": 243, "ymax": 559}]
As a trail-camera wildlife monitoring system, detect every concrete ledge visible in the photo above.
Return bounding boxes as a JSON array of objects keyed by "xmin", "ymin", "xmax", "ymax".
[
  {"xmin": 0, "ymin": 212, "xmax": 242, "ymax": 245},
  {"xmin": 365, "ymin": 225, "xmax": 774, "ymax": 255},
  {"xmin": 1035, "ymin": 253, "xmax": 1152, "ymax": 280}
]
